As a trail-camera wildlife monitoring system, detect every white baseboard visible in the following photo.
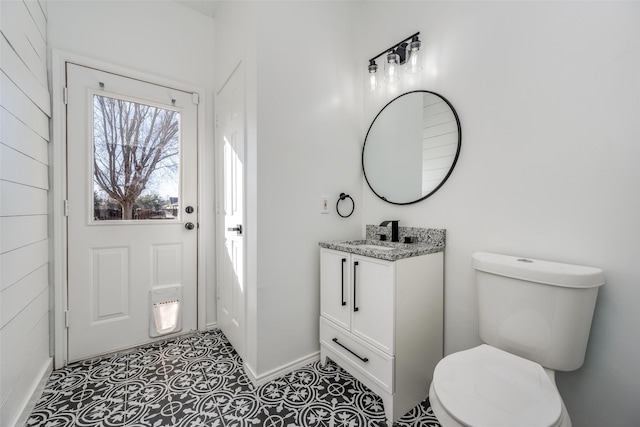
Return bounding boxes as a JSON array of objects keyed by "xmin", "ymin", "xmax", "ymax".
[
  {"xmin": 204, "ymin": 322, "xmax": 218, "ymax": 331},
  {"xmin": 13, "ymin": 357, "xmax": 53, "ymax": 427},
  {"xmin": 244, "ymin": 351, "xmax": 320, "ymax": 387}
]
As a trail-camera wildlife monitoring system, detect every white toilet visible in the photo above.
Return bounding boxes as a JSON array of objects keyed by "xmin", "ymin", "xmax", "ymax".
[{"xmin": 429, "ymin": 252, "xmax": 605, "ymax": 427}]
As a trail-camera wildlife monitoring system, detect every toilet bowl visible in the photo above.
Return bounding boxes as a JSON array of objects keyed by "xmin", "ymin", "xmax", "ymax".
[
  {"xmin": 429, "ymin": 252, "xmax": 604, "ymax": 427},
  {"xmin": 429, "ymin": 345, "xmax": 571, "ymax": 427}
]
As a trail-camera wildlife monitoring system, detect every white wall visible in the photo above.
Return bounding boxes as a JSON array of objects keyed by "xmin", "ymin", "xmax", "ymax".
[
  {"xmin": 214, "ymin": 1, "xmax": 364, "ymax": 378},
  {"xmin": 360, "ymin": 2, "xmax": 640, "ymax": 426},
  {"xmin": 213, "ymin": 0, "xmax": 261, "ymax": 376},
  {"xmin": 0, "ymin": 1, "xmax": 52, "ymax": 425},
  {"xmin": 46, "ymin": 0, "xmax": 217, "ymax": 328},
  {"xmin": 253, "ymin": 1, "xmax": 363, "ymax": 375}
]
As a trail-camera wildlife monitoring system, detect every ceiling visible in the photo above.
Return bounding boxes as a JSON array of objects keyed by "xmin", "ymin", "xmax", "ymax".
[{"xmin": 175, "ymin": 0, "xmax": 219, "ymax": 18}]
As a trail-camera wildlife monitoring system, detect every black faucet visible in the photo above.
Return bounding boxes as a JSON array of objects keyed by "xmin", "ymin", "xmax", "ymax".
[{"xmin": 380, "ymin": 220, "xmax": 400, "ymax": 242}]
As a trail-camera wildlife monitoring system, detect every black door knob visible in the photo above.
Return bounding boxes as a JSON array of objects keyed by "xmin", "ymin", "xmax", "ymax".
[
  {"xmin": 185, "ymin": 222, "xmax": 195, "ymax": 230},
  {"xmin": 227, "ymin": 224, "xmax": 243, "ymax": 235},
  {"xmin": 185, "ymin": 206, "xmax": 194, "ymax": 214}
]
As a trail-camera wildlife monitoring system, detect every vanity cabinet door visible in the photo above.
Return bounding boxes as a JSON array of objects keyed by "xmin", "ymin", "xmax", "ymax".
[
  {"xmin": 351, "ymin": 256, "xmax": 395, "ymax": 356},
  {"xmin": 320, "ymin": 249, "xmax": 351, "ymax": 331}
]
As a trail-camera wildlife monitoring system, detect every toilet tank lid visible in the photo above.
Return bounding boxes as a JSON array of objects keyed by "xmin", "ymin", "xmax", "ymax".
[{"xmin": 472, "ymin": 252, "xmax": 605, "ymax": 288}]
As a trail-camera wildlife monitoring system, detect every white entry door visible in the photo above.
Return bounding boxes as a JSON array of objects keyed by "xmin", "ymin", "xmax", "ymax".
[
  {"xmin": 66, "ymin": 63, "xmax": 199, "ymax": 362},
  {"xmin": 216, "ymin": 63, "xmax": 246, "ymax": 359}
]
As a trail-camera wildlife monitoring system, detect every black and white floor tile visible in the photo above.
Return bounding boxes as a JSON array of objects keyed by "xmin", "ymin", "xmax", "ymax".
[{"xmin": 28, "ymin": 329, "xmax": 441, "ymax": 426}]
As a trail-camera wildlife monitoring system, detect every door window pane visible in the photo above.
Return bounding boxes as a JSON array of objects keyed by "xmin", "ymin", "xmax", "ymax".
[{"xmin": 92, "ymin": 95, "xmax": 180, "ymax": 221}]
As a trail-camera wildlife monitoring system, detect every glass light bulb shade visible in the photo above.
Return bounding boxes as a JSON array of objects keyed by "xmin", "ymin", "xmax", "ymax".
[
  {"xmin": 405, "ymin": 41, "xmax": 423, "ymax": 74},
  {"xmin": 368, "ymin": 72, "xmax": 379, "ymax": 92},
  {"xmin": 367, "ymin": 61, "xmax": 379, "ymax": 91},
  {"xmin": 385, "ymin": 53, "xmax": 400, "ymax": 83}
]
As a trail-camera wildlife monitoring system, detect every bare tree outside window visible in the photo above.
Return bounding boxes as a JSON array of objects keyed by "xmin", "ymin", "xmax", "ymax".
[{"xmin": 93, "ymin": 95, "xmax": 180, "ymax": 220}]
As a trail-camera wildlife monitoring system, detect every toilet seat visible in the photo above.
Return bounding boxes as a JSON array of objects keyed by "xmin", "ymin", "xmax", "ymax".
[{"xmin": 432, "ymin": 345, "xmax": 563, "ymax": 427}]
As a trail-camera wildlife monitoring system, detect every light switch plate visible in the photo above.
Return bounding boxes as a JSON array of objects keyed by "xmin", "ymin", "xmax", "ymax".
[{"xmin": 320, "ymin": 196, "xmax": 330, "ymax": 214}]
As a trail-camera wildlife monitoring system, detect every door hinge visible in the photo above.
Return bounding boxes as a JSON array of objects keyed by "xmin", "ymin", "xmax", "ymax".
[
  {"xmin": 64, "ymin": 199, "xmax": 69, "ymax": 217},
  {"xmin": 192, "ymin": 92, "xmax": 199, "ymax": 105},
  {"xmin": 65, "ymin": 310, "xmax": 70, "ymax": 328},
  {"xmin": 63, "ymin": 86, "xmax": 68, "ymax": 105},
  {"xmin": 215, "ymin": 114, "xmax": 219, "ymax": 129}
]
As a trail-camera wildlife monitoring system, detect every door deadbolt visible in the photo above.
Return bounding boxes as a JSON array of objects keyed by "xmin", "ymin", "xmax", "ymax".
[{"xmin": 185, "ymin": 206, "xmax": 194, "ymax": 214}]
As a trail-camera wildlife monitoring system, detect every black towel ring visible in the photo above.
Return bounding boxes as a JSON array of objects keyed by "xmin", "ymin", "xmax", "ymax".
[{"xmin": 336, "ymin": 193, "xmax": 355, "ymax": 218}]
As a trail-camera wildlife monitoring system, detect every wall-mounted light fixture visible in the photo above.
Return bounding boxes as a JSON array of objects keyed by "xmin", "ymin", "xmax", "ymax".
[{"xmin": 368, "ymin": 32, "xmax": 422, "ymax": 92}]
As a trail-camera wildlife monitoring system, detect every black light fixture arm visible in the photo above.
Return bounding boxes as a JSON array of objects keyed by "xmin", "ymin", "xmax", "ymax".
[{"xmin": 368, "ymin": 32, "xmax": 420, "ymax": 64}]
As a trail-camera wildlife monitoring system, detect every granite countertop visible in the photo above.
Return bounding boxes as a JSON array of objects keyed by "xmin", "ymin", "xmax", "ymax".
[{"xmin": 318, "ymin": 239, "xmax": 444, "ymax": 261}]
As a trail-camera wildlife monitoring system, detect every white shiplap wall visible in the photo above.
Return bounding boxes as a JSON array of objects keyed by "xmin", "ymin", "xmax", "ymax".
[
  {"xmin": 0, "ymin": 1, "xmax": 52, "ymax": 425},
  {"xmin": 421, "ymin": 96, "xmax": 459, "ymax": 195}
]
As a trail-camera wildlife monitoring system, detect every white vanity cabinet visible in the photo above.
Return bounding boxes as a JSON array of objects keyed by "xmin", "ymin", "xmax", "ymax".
[{"xmin": 319, "ymin": 247, "xmax": 443, "ymax": 425}]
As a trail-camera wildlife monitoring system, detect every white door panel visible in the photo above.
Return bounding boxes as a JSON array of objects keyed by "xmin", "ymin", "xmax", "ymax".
[
  {"xmin": 217, "ymin": 63, "xmax": 246, "ymax": 359},
  {"xmin": 66, "ymin": 63, "xmax": 198, "ymax": 361}
]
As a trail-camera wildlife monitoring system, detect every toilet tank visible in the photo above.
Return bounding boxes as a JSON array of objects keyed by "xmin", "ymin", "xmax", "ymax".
[{"xmin": 472, "ymin": 252, "xmax": 605, "ymax": 371}]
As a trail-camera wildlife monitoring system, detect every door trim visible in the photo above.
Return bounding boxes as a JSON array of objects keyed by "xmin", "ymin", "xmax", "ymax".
[{"xmin": 51, "ymin": 51, "xmax": 210, "ymax": 368}]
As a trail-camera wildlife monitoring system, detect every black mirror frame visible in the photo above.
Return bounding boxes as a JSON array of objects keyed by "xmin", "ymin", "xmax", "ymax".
[{"xmin": 362, "ymin": 90, "xmax": 462, "ymax": 205}]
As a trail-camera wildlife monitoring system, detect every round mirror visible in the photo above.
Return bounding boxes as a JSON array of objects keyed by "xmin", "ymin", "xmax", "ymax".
[{"xmin": 362, "ymin": 91, "xmax": 461, "ymax": 205}]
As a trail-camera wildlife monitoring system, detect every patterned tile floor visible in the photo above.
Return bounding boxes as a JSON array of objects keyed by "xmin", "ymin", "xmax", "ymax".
[{"xmin": 28, "ymin": 329, "xmax": 441, "ymax": 426}]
